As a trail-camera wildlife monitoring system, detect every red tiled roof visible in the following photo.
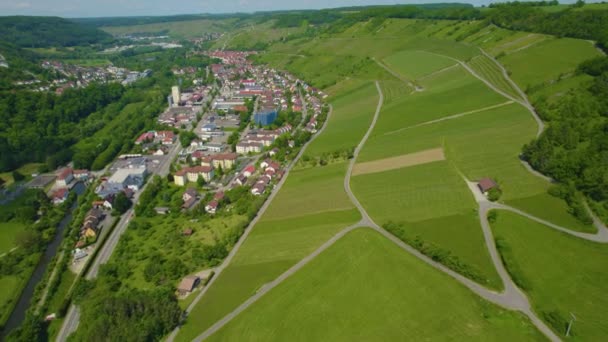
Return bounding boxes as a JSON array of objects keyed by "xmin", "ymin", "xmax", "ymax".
[
  {"xmin": 57, "ymin": 168, "xmax": 73, "ymax": 180},
  {"xmin": 478, "ymin": 178, "xmax": 498, "ymax": 192}
]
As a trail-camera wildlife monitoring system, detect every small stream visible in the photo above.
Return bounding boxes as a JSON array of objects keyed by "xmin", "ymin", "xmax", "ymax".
[{"xmin": 2, "ymin": 182, "xmax": 85, "ymax": 337}]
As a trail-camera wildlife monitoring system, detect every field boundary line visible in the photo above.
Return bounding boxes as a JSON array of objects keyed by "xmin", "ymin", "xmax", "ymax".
[
  {"xmin": 383, "ymin": 100, "xmax": 513, "ymax": 136},
  {"xmin": 417, "ymin": 63, "xmax": 459, "ymax": 80}
]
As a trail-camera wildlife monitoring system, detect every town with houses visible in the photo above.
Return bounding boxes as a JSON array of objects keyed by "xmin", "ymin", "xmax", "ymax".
[
  {"xmin": 20, "ymin": 49, "xmax": 329, "ymax": 294},
  {"xmin": 39, "ymin": 61, "xmax": 152, "ymax": 94}
]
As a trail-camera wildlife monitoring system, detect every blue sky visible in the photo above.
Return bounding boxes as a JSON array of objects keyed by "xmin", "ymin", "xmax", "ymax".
[{"xmin": 0, "ymin": 0, "xmax": 584, "ymax": 18}]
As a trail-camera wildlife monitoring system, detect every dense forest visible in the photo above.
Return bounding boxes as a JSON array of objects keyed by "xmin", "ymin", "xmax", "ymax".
[
  {"xmin": 523, "ymin": 55, "xmax": 608, "ymax": 215},
  {"xmin": 0, "ymin": 83, "xmax": 124, "ymax": 171},
  {"xmin": 486, "ymin": 1, "xmax": 608, "ymax": 48},
  {"xmin": 0, "ymin": 16, "xmax": 112, "ymax": 48}
]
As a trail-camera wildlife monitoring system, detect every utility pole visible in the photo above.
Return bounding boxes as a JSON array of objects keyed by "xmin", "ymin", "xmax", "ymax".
[{"xmin": 566, "ymin": 312, "xmax": 576, "ymax": 337}]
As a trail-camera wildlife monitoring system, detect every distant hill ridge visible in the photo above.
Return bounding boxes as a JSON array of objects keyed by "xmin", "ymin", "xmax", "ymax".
[{"xmin": 0, "ymin": 16, "xmax": 112, "ymax": 48}]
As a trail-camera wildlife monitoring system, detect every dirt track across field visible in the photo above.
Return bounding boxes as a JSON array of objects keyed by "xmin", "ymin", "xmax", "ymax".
[{"xmin": 352, "ymin": 148, "xmax": 445, "ymax": 176}]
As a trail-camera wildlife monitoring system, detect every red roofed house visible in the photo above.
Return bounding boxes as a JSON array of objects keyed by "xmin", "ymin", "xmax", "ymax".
[
  {"xmin": 265, "ymin": 162, "xmax": 281, "ymax": 173},
  {"xmin": 177, "ymin": 275, "xmax": 200, "ymax": 296},
  {"xmin": 157, "ymin": 131, "xmax": 176, "ymax": 145},
  {"xmin": 478, "ymin": 178, "xmax": 498, "ymax": 194},
  {"xmin": 242, "ymin": 165, "xmax": 255, "ymax": 178},
  {"xmin": 135, "ymin": 131, "xmax": 155, "ymax": 145},
  {"xmin": 214, "ymin": 191, "xmax": 225, "ymax": 201},
  {"xmin": 251, "ymin": 183, "xmax": 266, "ymax": 196},
  {"xmin": 205, "ymin": 200, "xmax": 219, "ymax": 214},
  {"xmin": 51, "ymin": 188, "xmax": 69, "ymax": 205},
  {"xmin": 56, "ymin": 168, "xmax": 74, "ymax": 187}
]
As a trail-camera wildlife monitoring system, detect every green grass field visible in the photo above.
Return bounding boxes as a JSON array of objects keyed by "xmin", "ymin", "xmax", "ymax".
[
  {"xmin": 468, "ymin": 54, "xmax": 522, "ymax": 101},
  {"xmin": 0, "ymin": 222, "xmax": 24, "ymax": 254},
  {"xmin": 498, "ymin": 38, "xmax": 602, "ymax": 91},
  {"xmin": 101, "ymin": 18, "xmax": 234, "ymax": 38},
  {"xmin": 175, "ymin": 209, "xmax": 360, "ymax": 341},
  {"xmin": 264, "ymin": 162, "xmax": 353, "ymax": 220},
  {"xmin": 351, "ymin": 161, "xmax": 502, "ymax": 289},
  {"xmin": 383, "ymin": 50, "xmax": 457, "ymax": 79},
  {"xmin": 372, "ymin": 64, "xmax": 506, "ymax": 134},
  {"xmin": 491, "ymin": 211, "xmax": 608, "ymax": 340},
  {"xmin": 304, "ymin": 81, "xmax": 379, "ymax": 157},
  {"xmin": 207, "ymin": 229, "xmax": 544, "ymax": 341},
  {"xmin": 0, "ymin": 275, "xmax": 20, "ymax": 324}
]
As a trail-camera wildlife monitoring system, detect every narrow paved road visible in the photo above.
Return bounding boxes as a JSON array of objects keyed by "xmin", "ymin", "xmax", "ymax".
[
  {"xmin": 166, "ymin": 105, "xmax": 334, "ymax": 342},
  {"xmin": 56, "ymin": 141, "xmax": 181, "ymax": 342}
]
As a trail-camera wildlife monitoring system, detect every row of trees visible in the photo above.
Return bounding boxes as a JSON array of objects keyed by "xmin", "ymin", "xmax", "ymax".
[{"xmin": 486, "ymin": 1, "xmax": 608, "ymax": 48}]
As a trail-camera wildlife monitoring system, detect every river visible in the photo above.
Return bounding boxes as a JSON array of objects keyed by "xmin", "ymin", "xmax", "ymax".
[{"xmin": 2, "ymin": 182, "xmax": 85, "ymax": 337}]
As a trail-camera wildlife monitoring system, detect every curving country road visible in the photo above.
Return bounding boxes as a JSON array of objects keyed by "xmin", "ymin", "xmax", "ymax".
[{"xmin": 166, "ymin": 104, "xmax": 335, "ymax": 342}]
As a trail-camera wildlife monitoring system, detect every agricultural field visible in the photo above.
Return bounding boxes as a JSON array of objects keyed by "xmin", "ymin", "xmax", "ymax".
[
  {"xmin": 359, "ymin": 74, "xmax": 591, "ymax": 232},
  {"xmin": 351, "ymin": 160, "xmax": 502, "ymax": 289},
  {"xmin": 264, "ymin": 162, "xmax": 353, "ymax": 220},
  {"xmin": 382, "ymin": 50, "xmax": 456, "ymax": 80},
  {"xmin": 101, "ymin": 18, "xmax": 234, "ymax": 38},
  {"xmin": 0, "ymin": 221, "xmax": 24, "ymax": 254},
  {"xmin": 371, "ymin": 64, "xmax": 506, "ymax": 133},
  {"xmin": 206, "ymin": 229, "xmax": 544, "ymax": 341},
  {"xmin": 175, "ymin": 209, "xmax": 360, "ymax": 341},
  {"xmin": 497, "ymin": 37, "xmax": 602, "ymax": 91},
  {"xmin": 211, "ymin": 21, "xmax": 307, "ymax": 50},
  {"xmin": 491, "ymin": 211, "xmax": 608, "ymax": 340},
  {"xmin": 303, "ymin": 81, "xmax": 379, "ymax": 157},
  {"xmin": 467, "ymin": 54, "xmax": 522, "ymax": 101},
  {"xmin": 0, "ymin": 276, "xmax": 20, "ymax": 323}
]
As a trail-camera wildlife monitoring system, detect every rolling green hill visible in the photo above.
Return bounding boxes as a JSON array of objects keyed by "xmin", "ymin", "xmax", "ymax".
[{"xmin": 0, "ymin": 16, "xmax": 112, "ymax": 47}]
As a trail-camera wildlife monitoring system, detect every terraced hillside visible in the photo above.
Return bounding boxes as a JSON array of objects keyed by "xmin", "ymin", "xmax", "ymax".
[{"xmin": 169, "ymin": 17, "xmax": 606, "ymax": 342}]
